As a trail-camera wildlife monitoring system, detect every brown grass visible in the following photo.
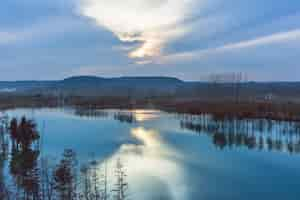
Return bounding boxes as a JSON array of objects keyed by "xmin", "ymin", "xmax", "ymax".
[{"xmin": 1, "ymin": 94, "xmax": 300, "ymax": 121}]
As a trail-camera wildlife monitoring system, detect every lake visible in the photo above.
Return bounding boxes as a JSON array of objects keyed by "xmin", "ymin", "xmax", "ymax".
[{"xmin": 1, "ymin": 108, "xmax": 300, "ymax": 200}]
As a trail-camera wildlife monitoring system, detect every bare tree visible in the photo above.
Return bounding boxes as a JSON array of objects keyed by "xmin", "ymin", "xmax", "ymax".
[
  {"xmin": 80, "ymin": 164, "xmax": 92, "ymax": 200},
  {"xmin": 0, "ymin": 150, "xmax": 9, "ymax": 200},
  {"xmin": 54, "ymin": 149, "xmax": 78, "ymax": 200},
  {"xmin": 41, "ymin": 157, "xmax": 55, "ymax": 200},
  {"xmin": 90, "ymin": 160, "xmax": 100, "ymax": 200},
  {"xmin": 100, "ymin": 160, "xmax": 109, "ymax": 200},
  {"xmin": 112, "ymin": 158, "xmax": 128, "ymax": 200},
  {"xmin": 207, "ymin": 72, "xmax": 246, "ymax": 102}
]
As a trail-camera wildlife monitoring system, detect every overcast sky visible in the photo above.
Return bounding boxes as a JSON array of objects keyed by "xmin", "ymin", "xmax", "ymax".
[{"xmin": 1, "ymin": 0, "xmax": 300, "ymax": 81}]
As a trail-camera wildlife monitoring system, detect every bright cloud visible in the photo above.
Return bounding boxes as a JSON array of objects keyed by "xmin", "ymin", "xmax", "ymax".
[{"xmin": 79, "ymin": 0, "xmax": 202, "ymax": 59}]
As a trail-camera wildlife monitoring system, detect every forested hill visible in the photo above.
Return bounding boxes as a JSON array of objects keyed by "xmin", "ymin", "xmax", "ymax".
[
  {"xmin": 0, "ymin": 76, "xmax": 300, "ymax": 102},
  {"xmin": 0, "ymin": 76, "xmax": 183, "ymax": 97}
]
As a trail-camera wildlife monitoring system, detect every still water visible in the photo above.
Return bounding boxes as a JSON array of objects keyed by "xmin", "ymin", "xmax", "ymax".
[{"xmin": 2, "ymin": 108, "xmax": 300, "ymax": 200}]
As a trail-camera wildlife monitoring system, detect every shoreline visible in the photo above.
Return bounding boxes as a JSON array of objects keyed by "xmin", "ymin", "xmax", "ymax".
[{"xmin": 1, "ymin": 95, "xmax": 300, "ymax": 122}]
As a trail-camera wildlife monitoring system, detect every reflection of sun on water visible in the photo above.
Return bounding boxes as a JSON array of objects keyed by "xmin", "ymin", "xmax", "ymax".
[
  {"xmin": 97, "ymin": 127, "xmax": 188, "ymax": 200},
  {"xmin": 132, "ymin": 109, "xmax": 160, "ymax": 122}
]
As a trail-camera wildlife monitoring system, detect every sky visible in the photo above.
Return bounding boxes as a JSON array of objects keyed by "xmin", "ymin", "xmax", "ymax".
[{"xmin": 0, "ymin": 0, "xmax": 300, "ymax": 81}]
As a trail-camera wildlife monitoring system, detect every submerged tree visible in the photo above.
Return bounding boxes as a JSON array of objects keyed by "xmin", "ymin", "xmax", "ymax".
[
  {"xmin": 90, "ymin": 160, "xmax": 100, "ymax": 200},
  {"xmin": 9, "ymin": 117, "xmax": 40, "ymax": 151},
  {"xmin": 80, "ymin": 164, "xmax": 92, "ymax": 200},
  {"xmin": 0, "ymin": 151, "xmax": 9, "ymax": 200},
  {"xmin": 0, "ymin": 123, "xmax": 8, "ymax": 158},
  {"xmin": 112, "ymin": 158, "xmax": 128, "ymax": 200},
  {"xmin": 40, "ymin": 157, "xmax": 56, "ymax": 200},
  {"xmin": 9, "ymin": 148, "xmax": 40, "ymax": 200},
  {"xmin": 79, "ymin": 157, "xmax": 109, "ymax": 200},
  {"xmin": 7, "ymin": 116, "xmax": 41, "ymax": 200},
  {"xmin": 9, "ymin": 117, "xmax": 18, "ymax": 148},
  {"xmin": 101, "ymin": 160, "xmax": 109, "ymax": 200},
  {"xmin": 19, "ymin": 117, "xmax": 40, "ymax": 150},
  {"xmin": 3, "ymin": 114, "xmax": 134, "ymax": 200},
  {"xmin": 54, "ymin": 149, "xmax": 78, "ymax": 200},
  {"xmin": 180, "ymin": 115, "xmax": 300, "ymax": 153}
]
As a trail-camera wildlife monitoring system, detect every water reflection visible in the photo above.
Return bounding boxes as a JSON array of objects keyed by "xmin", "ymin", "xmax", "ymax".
[
  {"xmin": 99, "ymin": 127, "xmax": 187, "ymax": 200},
  {"xmin": 10, "ymin": 148, "xmax": 40, "ymax": 199},
  {"xmin": 180, "ymin": 115, "xmax": 300, "ymax": 154},
  {"xmin": 0, "ymin": 114, "xmax": 9, "ymax": 199},
  {"xmin": 131, "ymin": 127, "xmax": 161, "ymax": 147},
  {"xmin": 114, "ymin": 111, "xmax": 136, "ymax": 124},
  {"xmin": 75, "ymin": 108, "xmax": 109, "ymax": 118},
  {"xmin": 113, "ymin": 110, "xmax": 160, "ymax": 124},
  {"xmin": 0, "ymin": 149, "xmax": 8, "ymax": 199},
  {"xmin": 131, "ymin": 110, "xmax": 160, "ymax": 122},
  {"xmin": 1, "ymin": 108, "xmax": 300, "ymax": 200}
]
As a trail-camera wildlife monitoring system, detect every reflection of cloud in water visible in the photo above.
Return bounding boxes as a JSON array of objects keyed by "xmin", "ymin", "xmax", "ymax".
[
  {"xmin": 99, "ymin": 127, "xmax": 187, "ymax": 200},
  {"xmin": 131, "ymin": 127, "xmax": 161, "ymax": 147}
]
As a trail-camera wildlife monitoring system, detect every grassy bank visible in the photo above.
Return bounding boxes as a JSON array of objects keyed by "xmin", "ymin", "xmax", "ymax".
[
  {"xmin": 156, "ymin": 100, "xmax": 300, "ymax": 121},
  {"xmin": 1, "ymin": 94, "xmax": 300, "ymax": 121}
]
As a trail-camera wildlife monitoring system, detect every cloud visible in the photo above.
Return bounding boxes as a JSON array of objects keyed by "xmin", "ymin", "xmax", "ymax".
[
  {"xmin": 0, "ymin": 16, "xmax": 85, "ymax": 46},
  {"xmin": 69, "ymin": 64, "xmax": 142, "ymax": 78},
  {"xmin": 70, "ymin": 66, "xmax": 120, "ymax": 77},
  {"xmin": 136, "ymin": 60, "xmax": 153, "ymax": 65},
  {"xmin": 79, "ymin": 0, "xmax": 204, "ymax": 59},
  {"xmin": 162, "ymin": 29, "xmax": 300, "ymax": 63},
  {"xmin": 0, "ymin": 32, "xmax": 19, "ymax": 45},
  {"xmin": 218, "ymin": 29, "xmax": 300, "ymax": 50}
]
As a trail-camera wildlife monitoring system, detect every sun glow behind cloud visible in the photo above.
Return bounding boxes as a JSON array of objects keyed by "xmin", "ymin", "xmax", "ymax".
[{"xmin": 79, "ymin": 0, "xmax": 201, "ymax": 60}]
